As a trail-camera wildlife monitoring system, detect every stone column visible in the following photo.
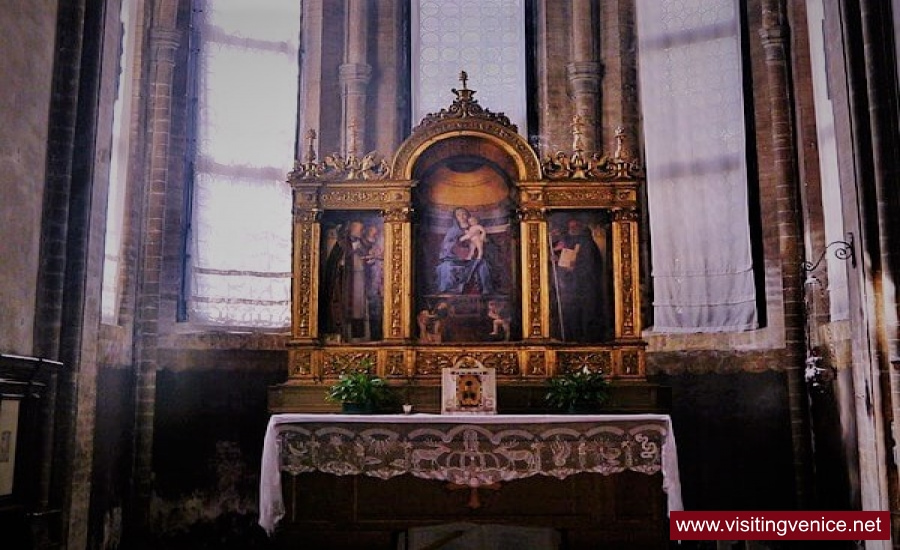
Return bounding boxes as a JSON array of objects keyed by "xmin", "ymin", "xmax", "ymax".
[
  {"xmin": 340, "ymin": 0, "xmax": 372, "ymax": 154},
  {"xmin": 857, "ymin": 0, "xmax": 900, "ymax": 535},
  {"xmin": 33, "ymin": 3, "xmax": 87, "ymax": 545},
  {"xmin": 297, "ymin": 1, "xmax": 324, "ymax": 159},
  {"xmin": 600, "ymin": 0, "xmax": 639, "ymax": 151},
  {"xmin": 370, "ymin": 0, "xmax": 408, "ymax": 155},
  {"xmin": 759, "ymin": 0, "xmax": 812, "ymax": 507},
  {"xmin": 567, "ymin": 0, "xmax": 602, "ymax": 152},
  {"xmin": 132, "ymin": 0, "xmax": 180, "ymax": 530}
]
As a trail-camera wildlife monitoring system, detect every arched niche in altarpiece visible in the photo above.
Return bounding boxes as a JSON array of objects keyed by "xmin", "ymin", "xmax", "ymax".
[{"xmin": 276, "ymin": 84, "xmax": 648, "ymax": 413}]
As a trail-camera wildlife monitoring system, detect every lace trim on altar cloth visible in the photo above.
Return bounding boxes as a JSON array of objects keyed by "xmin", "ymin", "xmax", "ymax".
[{"xmin": 278, "ymin": 421, "xmax": 665, "ymax": 483}]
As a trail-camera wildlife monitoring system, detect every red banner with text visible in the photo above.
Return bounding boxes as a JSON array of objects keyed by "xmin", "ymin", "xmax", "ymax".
[{"xmin": 670, "ymin": 511, "xmax": 890, "ymax": 541}]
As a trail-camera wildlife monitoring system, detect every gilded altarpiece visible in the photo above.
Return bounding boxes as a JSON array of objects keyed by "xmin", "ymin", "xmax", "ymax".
[{"xmin": 279, "ymin": 83, "xmax": 646, "ymax": 410}]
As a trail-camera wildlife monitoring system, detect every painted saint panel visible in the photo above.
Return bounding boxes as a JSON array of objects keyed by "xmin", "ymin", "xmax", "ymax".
[
  {"xmin": 319, "ymin": 212, "xmax": 384, "ymax": 343},
  {"xmin": 415, "ymin": 158, "xmax": 519, "ymax": 343},
  {"xmin": 548, "ymin": 211, "xmax": 613, "ymax": 343}
]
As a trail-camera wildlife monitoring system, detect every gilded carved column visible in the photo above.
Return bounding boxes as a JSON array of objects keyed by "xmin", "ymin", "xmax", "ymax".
[
  {"xmin": 611, "ymin": 208, "xmax": 641, "ymax": 340},
  {"xmin": 518, "ymin": 192, "xmax": 551, "ymax": 341},
  {"xmin": 382, "ymin": 206, "xmax": 413, "ymax": 342},
  {"xmin": 287, "ymin": 200, "xmax": 319, "ymax": 379},
  {"xmin": 340, "ymin": 0, "xmax": 372, "ymax": 153},
  {"xmin": 288, "ymin": 133, "xmax": 323, "ymax": 353},
  {"xmin": 568, "ymin": 0, "xmax": 602, "ymax": 151},
  {"xmin": 290, "ymin": 201, "xmax": 320, "ymax": 344}
]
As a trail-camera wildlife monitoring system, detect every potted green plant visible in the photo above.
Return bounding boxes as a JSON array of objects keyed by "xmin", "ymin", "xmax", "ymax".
[
  {"xmin": 545, "ymin": 366, "xmax": 610, "ymax": 413},
  {"xmin": 325, "ymin": 368, "xmax": 395, "ymax": 414}
]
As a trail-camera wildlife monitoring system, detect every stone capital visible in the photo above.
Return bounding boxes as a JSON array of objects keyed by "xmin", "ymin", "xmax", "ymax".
[
  {"xmin": 566, "ymin": 61, "xmax": 604, "ymax": 95},
  {"xmin": 339, "ymin": 63, "xmax": 373, "ymax": 88}
]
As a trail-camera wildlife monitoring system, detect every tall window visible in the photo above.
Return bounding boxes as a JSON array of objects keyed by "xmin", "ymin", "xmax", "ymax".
[
  {"xmin": 636, "ymin": 0, "xmax": 758, "ymax": 332},
  {"xmin": 186, "ymin": 0, "xmax": 301, "ymax": 328},
  {"xmin": 411, "ymin": 0, "xmax": 528, "ymax": 134},
  {"xmin": 101, "ymin": 0, "xmax": 139, "ymax": 324},
  {"xmin": 806, "ymin": 0, "xmax": 849, "ymax": 320}
]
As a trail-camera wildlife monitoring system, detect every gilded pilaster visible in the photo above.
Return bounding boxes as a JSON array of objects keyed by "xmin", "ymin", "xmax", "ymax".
[
  {"xmin": 383, "ymin": 205, "xmax": 413, "ymax": 341},
  {"xmin": 519, "ymin": 185, "xmax": 551, "ymax": 341},
  {"xmin": 290, "ymin": 188, "xmax": 320, "ymax": 343},
  {"xmin": 612, "ymin": 208, "xmax": 640, "ymax": 339}
]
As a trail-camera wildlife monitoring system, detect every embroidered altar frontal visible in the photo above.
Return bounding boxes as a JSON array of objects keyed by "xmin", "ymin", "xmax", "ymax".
[
  {"xmin": 279, "ymin": 418, "xmax": 666, "ymax": 482},
  {"xmin": 259, "ymin": 413, "xmax": 683, "ymax": 535}
]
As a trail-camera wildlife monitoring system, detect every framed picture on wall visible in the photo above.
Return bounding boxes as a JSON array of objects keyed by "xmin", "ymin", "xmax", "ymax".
[{"xmin": 0, "ymin": 397, "xmax": 21, "ymax": 497}]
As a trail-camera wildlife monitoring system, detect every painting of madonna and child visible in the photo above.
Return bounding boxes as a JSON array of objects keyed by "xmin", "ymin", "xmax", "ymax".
[
  {"xmin": 416, "ymin": 202, "xmax": 518, "ymax": 343},
  {"xmin": 415, "ymin": 207, "xmax": 615, "ymax": 344},
  {"xmin": 414, "ymin": 159, "xmax": 614, "ymax": 344},
  {"xmin": 415, "ymin": 157, "xmax": 520, "ymax": 343}
]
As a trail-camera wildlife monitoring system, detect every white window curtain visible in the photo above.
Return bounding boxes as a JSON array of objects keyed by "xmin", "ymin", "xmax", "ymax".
[
  {"xmin": 411, "ymin": 0, "xmax": 528, "ymax": 134},
  {"xmin": 188, "ymin": 0, "xmax": 300, "ymax": 328},
  {"xmin": 636, "ymin": 0, "xmax": 758, "ymax": 332}
]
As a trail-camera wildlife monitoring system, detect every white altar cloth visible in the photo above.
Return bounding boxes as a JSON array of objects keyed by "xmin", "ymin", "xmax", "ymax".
[{"xmin": 258, "ymin": 413, "xmax": 683, "ymax": 535}]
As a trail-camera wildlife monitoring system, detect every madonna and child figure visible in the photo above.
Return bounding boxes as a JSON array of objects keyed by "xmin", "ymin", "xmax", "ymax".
[
  {"xmin": 459, "ymin": 214, "xmax": 487, "ymax": 260},
  {"xmin": 435, "ymin": 207, "xmax": 494, "ymax": 294}
]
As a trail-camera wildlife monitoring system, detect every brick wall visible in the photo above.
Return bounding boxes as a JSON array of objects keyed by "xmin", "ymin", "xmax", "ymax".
[{"xmin": 0, "ymin": 1, "xmax": 59, "ymax": 355}]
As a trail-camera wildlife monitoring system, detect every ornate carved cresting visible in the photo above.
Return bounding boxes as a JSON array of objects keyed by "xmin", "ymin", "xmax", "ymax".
[
  {"xmin": 542, "ymin": 122, "xmax": 642, "ymax": 181},
  {"xmin": 415, "ymin": 71, "xmax": 517, "ymax": 131},
  {"xmin": 391, "ymin": 73, "xmax": 542, "ymax": 181},
  {"xmin": 289, "ymin": 127, "xmax": 390, "ymax": 182}
]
